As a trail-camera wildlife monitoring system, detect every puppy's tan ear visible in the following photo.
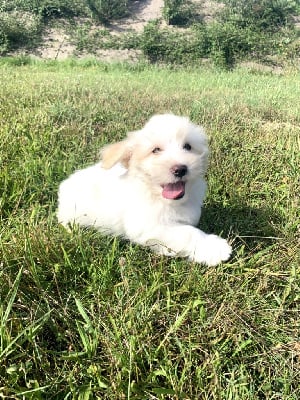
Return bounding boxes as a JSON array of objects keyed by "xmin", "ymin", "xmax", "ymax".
[{"xmin": 100, "ymin": 139, "xmax": 132, "ymax": 169}]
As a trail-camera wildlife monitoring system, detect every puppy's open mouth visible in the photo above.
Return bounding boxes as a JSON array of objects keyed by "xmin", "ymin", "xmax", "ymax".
[{"xmin": 161, "ymin": 181, "xmax": 185, "ymax": 200}]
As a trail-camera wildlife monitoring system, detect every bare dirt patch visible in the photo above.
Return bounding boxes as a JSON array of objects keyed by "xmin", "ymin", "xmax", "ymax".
[
  {"xmin": 25, "ymin": 0, "xmax": 223, "ymax": 61},
  {"xmin": 109, "ymin": 0, "xmax": 164, "ymax": 33},
  {"xmin": 31, "ymin": 0, "xmax": 164, "ymax": 60}
]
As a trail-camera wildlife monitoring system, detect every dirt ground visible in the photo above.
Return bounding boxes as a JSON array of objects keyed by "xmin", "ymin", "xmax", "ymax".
[
  {"xmin": 35, "ymin": 0, "xmax": 165, "ymax": 61},
  {"xmin": 29, "ymin": 0, "xmax": 223, "ymax": 62}
]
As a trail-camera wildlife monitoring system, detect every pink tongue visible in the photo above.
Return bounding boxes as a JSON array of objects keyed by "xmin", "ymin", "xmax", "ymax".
[{"xmin": 162, "ymin": 181, "xmax": 185, "ymax": 200}]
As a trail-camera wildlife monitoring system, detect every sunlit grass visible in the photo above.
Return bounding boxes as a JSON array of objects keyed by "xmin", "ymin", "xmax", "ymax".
[{"xmin": 0, "ymin": 59, "xmax": 299, "ymax": 399}]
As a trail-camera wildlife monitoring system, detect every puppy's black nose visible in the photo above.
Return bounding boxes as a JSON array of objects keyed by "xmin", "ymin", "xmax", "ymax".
[{"xmin": 171, "ymin": 165, "xmax": 188, "ymax": 178}]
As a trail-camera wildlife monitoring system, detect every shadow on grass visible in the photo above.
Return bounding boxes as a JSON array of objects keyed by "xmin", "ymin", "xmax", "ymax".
[{"xmin": 200, "ymin": 198, "xmax": 283, "ymax": 251}]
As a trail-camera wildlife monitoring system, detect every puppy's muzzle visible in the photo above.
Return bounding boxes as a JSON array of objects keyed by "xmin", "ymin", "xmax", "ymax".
[{"xmin": 171, "ymin": 164, "xmax": 188, "ymax": 178}]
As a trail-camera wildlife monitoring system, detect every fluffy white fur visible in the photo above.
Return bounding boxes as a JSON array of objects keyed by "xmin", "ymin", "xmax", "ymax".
[{"xmin": 57, "ymin": 114, "xmax": 231, "ymax": 266}]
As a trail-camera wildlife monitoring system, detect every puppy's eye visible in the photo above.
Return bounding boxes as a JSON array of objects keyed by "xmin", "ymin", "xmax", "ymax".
[
  {"xmin": 183, "ymin": 143, "xmax": 192, "ymax": 151},
  {"xmin": 152, "ymin": 147, "xmax": 162, "ymax": 154}
]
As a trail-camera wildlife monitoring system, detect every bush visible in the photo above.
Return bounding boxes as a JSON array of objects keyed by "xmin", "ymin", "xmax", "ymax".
[
  {"xmin": 205, "ymin": 22, "xmax": 259, "ymax": 69},
  {"xmin": 163, "ymin": 0, "xmax": 196, "ymax": 26},
  {"xmin": 0, "ymin": 0, "xmax": 87, "ymax": 18},
  {"xmin": 0, "ymin": 29, "xmax": 9, "ymax": 54},
  {"xmin": 141, "ymin": 20, "xmax": 203, "ymax": 64},
  {"xmin": 140, "ymin": 20, "xmax": 166, "ymax": 63},
  {"xmin": 140, "ymin": 18, "xmax": 297, "ymax": 69},
  {"xmin": 0, "ymin": 11, "xmax": 42, "ymax": 51},
  {"xmin": 220, "ymin": 0, "xmax": 299, "ymax": 31},
  {"xmin": 86, "ymin": 0, "xmax": 128, "ymax": 23},
  {"xmin": 38, "ymin": 0, "xmax": 87, "ymax": 18},
  {"xmin": 212, "ymin": 0, "xmax": 299, "ymax": 67},
  {"xmin": 140, "ymin": 21, "xmax": 241, "ymax": 67}
]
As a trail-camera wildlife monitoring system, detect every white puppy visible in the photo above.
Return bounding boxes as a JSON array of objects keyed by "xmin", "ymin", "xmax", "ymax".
[{"xmin": 57, "ymin": 114, "xmax": 231, "ymax": 266}]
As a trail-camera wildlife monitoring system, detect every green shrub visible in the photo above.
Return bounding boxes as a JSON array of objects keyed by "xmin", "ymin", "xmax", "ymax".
[
  {"xmin": 163, "ymin": 0, "xmax": 196, "ymax": 26},
  {"xmin": 0, "ymin": 11, "xmax": 42, "ymax": 51},
  {"xmin": 211, "ymin": 0, "xmax": 299, "ymax": 68},
  {"xmin": 140, "ymin": 20, "xmax": 165, "ymax": 63},
  {"xmin": 140, "ymin": 20, "xmax": 202, "ymax": 64},
  {"xmin": 284, "ymin": 37, "xmax": 300, "ymax": 60},
  {"xmin": 38, "ymin": 0, "xmax": 87, "ymax": 18},
  {"xmin": 220, "ymin": 0, "xmax": 299, "ymax": 31},
  {"xmin": 140, "ymin": 18, "xmax": 297, "ymax": 69},
  {"xmin": 206, "ymin": 22, "xmax": 259, "ymax": 69},
  {"xmin": 140, "ymin": 21, "xmax": 244, "ymax": 67},
  {"xmin": 86, "ymin": 0, "xmax": 128, "ymax": 23},
  {"xmin": 0, "ymin": 0, "xmax": 87, "ymax": 18},
  {"xmin": 140, "ymin": 20, "xmax": 265, "ymax": 68},
  {"xmin": 0, "ymin": 28, "xmax": 8, "ymax": 54}
]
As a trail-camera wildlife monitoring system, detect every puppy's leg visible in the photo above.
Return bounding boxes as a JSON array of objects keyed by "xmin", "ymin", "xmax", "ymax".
[{"xmin": 142, "ymin": 225, "xmax": 232, "ymax": 266}]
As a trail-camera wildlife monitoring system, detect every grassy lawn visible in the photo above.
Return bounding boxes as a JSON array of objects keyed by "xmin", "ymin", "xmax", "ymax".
[{"xmin": 0, "ymin": 59, "xmax": 299, "ymax": 399}]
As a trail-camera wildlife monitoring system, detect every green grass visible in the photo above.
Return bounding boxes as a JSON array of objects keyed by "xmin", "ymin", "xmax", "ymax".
[{"xmin": 0, "ymin": 59, "xmax": 299, "ymax": 399}]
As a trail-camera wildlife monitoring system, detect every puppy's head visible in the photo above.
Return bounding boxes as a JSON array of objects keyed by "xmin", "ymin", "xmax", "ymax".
[{"xmin": 101, "ymin": 114, "xmax": 209, "ymax": 201}]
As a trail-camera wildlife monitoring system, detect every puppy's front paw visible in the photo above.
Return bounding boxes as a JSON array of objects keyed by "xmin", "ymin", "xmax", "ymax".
[{"xmin": 194, "ymin": 234, "xmax": 232, "ymax": 266}]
